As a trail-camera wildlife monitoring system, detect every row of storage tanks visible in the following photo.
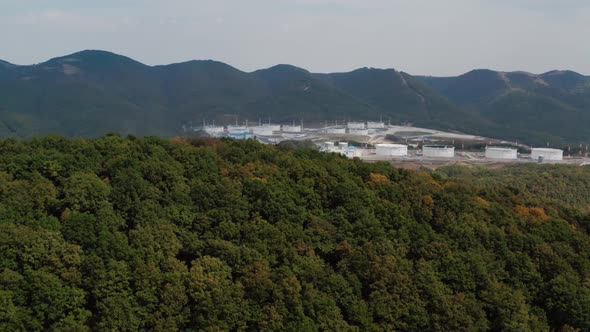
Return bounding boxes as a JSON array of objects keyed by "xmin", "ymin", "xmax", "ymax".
[
  {"xmin": 347, "ymin": 122, "xmax": 385, "ymax": 129},
  {"xmin": 484, "ymin": 147, "xmax": 563, "ymax": 161},
  {"xmin": 325, "ymin": 128, "xmax": 370, "ymax": 135},
  {"xmin": 375, "ymin": 144, "xmax": 456, "ymax": 157},
  {"xmin": 374, "ymin": 144, "xmax": 564, "ymax": 161},
  {"xmin": 205, "ymin": 124, "xmax": 303, "ymax": 138},
  {"xmin": 236, "ymin": 124, "xmax": 303, "ymax": 135},
  {"xmin": 325, "ymin": 122, "xmax": 385, "ymax": 136}
]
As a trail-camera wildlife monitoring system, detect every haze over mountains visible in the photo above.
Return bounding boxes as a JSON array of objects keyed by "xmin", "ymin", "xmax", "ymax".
[{"xmin": 1, "ymin": 50, "xmax": 589, "ymax": 145}]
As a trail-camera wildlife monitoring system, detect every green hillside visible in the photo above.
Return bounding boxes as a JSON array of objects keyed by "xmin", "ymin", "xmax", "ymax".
[
  {"xmin": 418, "ymin": 70, "xmax": 590, "ymax": 145},
  {"xmin": 1, "ymin": 50, "xmax": 590, "ymax": 144},
  {"xmin": 317, "ymin": 68, "xmax": 452, "ymax": 125},
  {"xmin": 1, "ymin": 136, "xmax": 590, "ymax": 331}
]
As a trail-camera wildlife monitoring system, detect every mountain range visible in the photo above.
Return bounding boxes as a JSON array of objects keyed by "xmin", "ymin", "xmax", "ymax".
[{"xmin": 1, "ymin": 50, "xmax": 589, "ymax": 145}]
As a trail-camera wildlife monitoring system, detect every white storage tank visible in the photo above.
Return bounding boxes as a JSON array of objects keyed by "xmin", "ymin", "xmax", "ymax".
[
  {"xmin": 227, "ymin": 125, "xmax": 248, "ymax": 134},
  {"xmin": 282, "ymin": 125, "xmax": 302, "ymax": 133},
  {"xmin": 485, "ymin": 147, "xmax": 518, "ymax": 160},
  {"xmin": 203, "ymin": 126, "xmax": 225, "ymax": 137},
  {"xmin": 251, "ymin": 126, "xmax": 274, "ymax": 136},
  {"xmin": 347, "ymin": 122, "xmax": 366, "ymax": 129},
  {"xmin": 348, "ymin": 128, "xmax": 369, "ymax": 136},
  {"xmin": 423, "ymin": 145, "xmax": 455, "ymax": 158},
  {"xmin": 367, "ymin": 122, "xmax": 385, "ymax": 129},
  {"xmin": 376, "ymin": 144, "xmax": 408, "ymax": 157},
  {"xmin": 326, "ymin": 127, "xmax": 346, "ymax": 134},
  {"xmin": 266, "ymin": 124, "xmax": 282, "ymax": 132},
  {"xmin": 531, "ymin": 148, "xmax": 563, "ymax": 161}
]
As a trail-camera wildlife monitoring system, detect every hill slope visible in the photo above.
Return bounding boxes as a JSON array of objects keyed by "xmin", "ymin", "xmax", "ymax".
[
  {"xmin": 1, "ymin": 50, "xmax": 590, "ymax": 144},
  {"xmin": 0, "ymin": 52, "xmax": 490, "ymax": 138},
  {"xmin": 418, "ymin": 70, "xmax": 590, "ymax": 144}
]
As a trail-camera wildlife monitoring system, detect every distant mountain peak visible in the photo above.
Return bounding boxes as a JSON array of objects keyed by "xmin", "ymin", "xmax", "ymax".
[
  {"xmin": 464, "ymin": 69, "xmax": 499, "ymax": 75},
  {"xmin": 163, "ymin": 59, "xmax": 241, "ymax": 71},
  {"xmin": 69, "ymin": 49, "xmax": 132, "ymax": 59},
  {"xmin": 259, "ymin": 64, "xmax": 309, "ymax": 74},
  {"xmin": 510, "ymin": 70, "xmax": 537, "ymax": 76},
  {"xmin": 351, "ymin": 67, "xmax": 397, "ymax": 74},
  {"xmin": 46, "ymin": 49, "xmax": 147, "ymax": 69},
  {"xmin": 539, "ymin": 70, "xmax": 588, "ymax": 91},
  {"xmin": 544, "ymin": 69, "xmax": 574, "ymax": 75},
  {"xmin": 542, "ymin": 70, "xmax": 585, "ymax": 78}
]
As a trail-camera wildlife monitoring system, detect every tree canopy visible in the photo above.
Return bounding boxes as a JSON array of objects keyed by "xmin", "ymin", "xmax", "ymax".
[{"xmin": 0, "ymin": 135, "xmax": 589, "ymax": 331}]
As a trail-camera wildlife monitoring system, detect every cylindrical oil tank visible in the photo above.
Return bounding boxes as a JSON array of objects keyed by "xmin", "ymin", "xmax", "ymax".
[
  {"xmin": 423, "ymin": 145, "xmax": 455, "ymax": 158},
  {"xmin": 266, "ymin": 124, "xmax": 282, "ymax": 132},
  {"xmin": 376, "ymin": 144, "xmax": 408, "ymax": 157},
  {"xmin": 227, "ymin": 125, "xmax": 248, "ymax": 133},
  {"xmin": 326, "ymin": 127, "xmax": 346, "ymax": 134},
  {"xmin": 485, "ymin": 147, "xmax": 518, "ymax": 160},
  {"xmin": 348, "ymin": 128, "xmax": 369, "ymax": 136},
  {"xmin": 531, "ymin": 148, "xmax": 563, "ymax": 161},
  {"xmin": 282, "ymin": 125, "xmax": 302, "ymax": 133},
  {"xmin": 203, "ymin": 126, "xmax": 225, "ymax": 136},
  {"xmin": 251, "ymin": 126, "xmax": 274, "ymax": 136},
  {"xmin": 347, "ymin": 122, "xmax": 366, "ymax": 129},
  {"xmin": 367, "ymin": 122, "xmax": 385, "ymax": 129}
]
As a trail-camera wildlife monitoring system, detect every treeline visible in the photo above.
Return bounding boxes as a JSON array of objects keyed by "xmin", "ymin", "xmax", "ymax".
[
  {"xmin": 438, "ymin": 164, "xmax": 590, "ymax": 208},
  {"xmin": 0, "ymin": 135, "xmax": 589, "ymax": 331}
]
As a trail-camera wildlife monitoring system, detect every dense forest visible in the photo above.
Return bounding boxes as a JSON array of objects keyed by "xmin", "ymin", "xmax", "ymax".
[{"xmin": 1, "ymin": 136, "xmax": 589, "ymax": 331}]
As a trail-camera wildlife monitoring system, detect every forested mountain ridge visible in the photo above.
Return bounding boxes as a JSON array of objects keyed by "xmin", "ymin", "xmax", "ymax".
[
  {"xmin": 417, "ymin": 70, "xmax": 590, "ymax": 144},
  {"xmin": 1, "ymin": 135, "xmax": 589, "ymax": 331},
  {"xmin": 2, "ymin": 50, "xmax": 590, "ymax": 144}
]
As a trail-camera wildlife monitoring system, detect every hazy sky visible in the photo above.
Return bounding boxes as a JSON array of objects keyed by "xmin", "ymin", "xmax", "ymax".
[{"xmin": 1, "ymin": 0, "xmax": 589, "ymax": 75}]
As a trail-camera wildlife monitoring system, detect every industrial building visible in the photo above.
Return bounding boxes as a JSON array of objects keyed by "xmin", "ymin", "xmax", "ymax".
[
  {"xmin": 347, "ymin": 122, "xmax": 366, "ymax": 129},
  {"xmin": 485, "ymin": 147, "xmax": 518, "ymax": 160},
  {"xmin": 322, "ymin": 141, "xmax": 335, "ymax": 150},
  {"xmin": 531, "ymin": 148, "xmax": 563, "ymax": 161},
  {"xmin": 320, "ymin": 141, "xmax": 360, "ymax": 158},
  {"xmin": 423, "ymin": 145, "xmax": 455, "ymax": 158},
  {"xmin": 375, "ymin": 144, "xmax": 408, "ymax": 157},
  {"xmin": 226, "ymin": 126, "xmax": 252, "ymax": 140},
  {"xmin": 227, "ymin": 131, "xmax": 253, "ymax": 140}
]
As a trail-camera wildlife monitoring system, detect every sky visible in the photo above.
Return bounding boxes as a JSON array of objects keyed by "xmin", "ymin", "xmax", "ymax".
[{"xmin": 1, "ymin": 0, "xmax": 589, "ymax": 76}]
